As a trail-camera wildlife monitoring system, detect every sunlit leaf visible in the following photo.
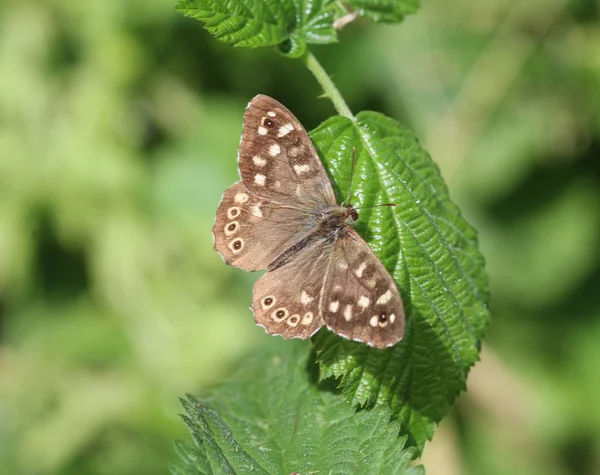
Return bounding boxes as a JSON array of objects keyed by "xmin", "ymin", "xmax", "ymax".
[
  {"xmin": 310, "ymin": 111, "xmax": 490, "ymax": 451},
  {"xmin": 175, "ymin": 0, "xmax": 338, "ymax": 57}
]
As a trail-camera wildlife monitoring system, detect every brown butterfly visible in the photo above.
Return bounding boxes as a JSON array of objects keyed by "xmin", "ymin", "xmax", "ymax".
[{"xmin": 213, "ymin": 95, "xmax": 405, "ymax": 348}]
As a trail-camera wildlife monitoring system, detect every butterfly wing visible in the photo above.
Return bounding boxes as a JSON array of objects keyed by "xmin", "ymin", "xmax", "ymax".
[
  {"xmin": 215, "ymin": 94, "xmax": 339, "ymax": 272},
  {"xmin": 213, "ymin": 181, "xmax": 318, "ymax": 271},
  {"xmin": 251, "ymin": 236, "xmax": 332, "ymax": 339},
  {"xmin": 321, "ymin": 230, "xmax": 406, "ymax": 348},
  {"xmin": 238, "ymin": 95, "xmax": 336, "ymax": 206},
  {"xmin": 250, "ymin": 227, "xmax": 406, "ymax": 348}
]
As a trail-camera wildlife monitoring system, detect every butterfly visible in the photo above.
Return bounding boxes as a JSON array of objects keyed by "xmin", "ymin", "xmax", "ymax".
[{"xmin": 213, "ymin": 95, "xmax": 405, "ymax": 348}]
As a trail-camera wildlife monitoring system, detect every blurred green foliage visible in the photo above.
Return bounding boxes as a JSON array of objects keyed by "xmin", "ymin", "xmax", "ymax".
[{"xmin": 1, "ymin": 0, "xmax": 599, "ymax": 475}]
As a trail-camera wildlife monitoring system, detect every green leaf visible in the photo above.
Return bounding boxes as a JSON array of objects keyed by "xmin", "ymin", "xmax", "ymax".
[
  {"xmin": 174, "ymin": 342, "xmax": 421, "ymax": 474},
  {"xmin": 405, "ymin": 467, "xmax": 426, "ymax": 475},
  {"xmin": 309, "ymin": 111, "xmax": 490, "ymax": 452},
  {"xmin": 172, "ymin": 440, "xmax": 209, "ymax": 474},
  {"xmin": 175, "ymin": 0, "xmax": 338, "ymax": 57},
  {"xmin": 346, "ymin": 0, "xmax": 420, "ymax": 22}
]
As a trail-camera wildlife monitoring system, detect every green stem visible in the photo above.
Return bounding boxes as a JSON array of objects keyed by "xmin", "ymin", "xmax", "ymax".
[{"xmin": 303, "ymin": 51, "xmax": 355, "ymax": 121}]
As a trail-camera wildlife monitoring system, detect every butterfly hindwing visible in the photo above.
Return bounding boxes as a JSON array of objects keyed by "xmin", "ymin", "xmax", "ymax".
[
  {"xmin": 239, "ymin": 95, "xmax": 336, "ymax": 206},
  {"xmin": 321, "ymin": 230, "xmax": 406, "ymax": 348},
  {"xmin": 251, "ymin": 237, "xmax": 331, "ymax": 339}
]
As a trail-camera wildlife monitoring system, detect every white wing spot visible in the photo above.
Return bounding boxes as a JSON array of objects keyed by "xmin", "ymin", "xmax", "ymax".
[
  {"xmin": 271, "ymin": 307, "xmax": 289, "ymax": 322},
  {"xmin": 344, "ymin": 305, "xmax": 353, "ymax": 322},
  {"xmin": 358, "ymin": 296, "xmax": 370, "ymax": 309},
  {"xmin": 224, "ymin": 221, "xmax": 239, "ymax": 236},
  {"xmin": 370, "ymin": 315, "xmax": 378, "ymax": 327},
  {"xmin": 228, "ymin": 238, "xmax": 244, "ymax": 254},
  {"xmin": 338, "ymin": 260, "xmax": 348, "ymax": 270},
  {"xmin": 269, "ymin": 144, "xmax": 281, "ymax": 156},
  {"xmin": 329, "ymin": 301, "xmax": 340, "ymax": 313},
  {"xmin": 293, "ymin": 164, "xmax": 310, "ymax": 175},
  {"xmin": 295, "ymin": 184, "xmax": 302, "ymax": 196},
  {"xmin": 251, "ymin": 204, "xmax": 262, "ymax": 218},
  {"xmin": 261, "ymin": 296, "xmax": 276, "ymax": 310},
  {"xmin": 252, "ymin": 155, "xmax": 267, "ymax": 167},
  {"xmin": 254, "ymin": 174, "xmax": 266, "ymax": 186},
  {"xmin": 258, "ymin": 126, "xmax": 268, "ymax": 135},
  {"xmin": 390, "ymin": 313, "xmax": 396, "ymax": 324},
  {"xmin": 300, "ymin": 291, "xmax": 314, "ymax": 305},
  {"xmin": 234, "ymin": 193, "xmax": 248, "ymax": 204},
  {"xmin": 289, "ymin": 146, "xmax": 301, "ymax": 157},
  {"xmin": 354, "ymin": 262, "xmax": 367, "ymax": 278},
  {"xmin": 302, "ymin": 312, "xmax": 314, "ymax": 325},
  {"xmin": 287, "ymin": 314, "xmax": 300, "ymax": 327},
  {"xmin": 278, "ymin": 123, "xmax": 294, "ymax": 137},
  {"xmin": 227, "ymin": 206, "xmax": 241, "ymax": 219},
  {"xmin": 376, "ymin": 289, "xmax": 393, "ymax": 305},
  {"xmin": 267, "ymin": 111, "xmax": 276, "ymax": 117}
]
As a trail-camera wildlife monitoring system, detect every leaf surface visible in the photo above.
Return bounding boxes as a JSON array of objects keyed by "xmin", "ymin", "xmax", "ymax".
[
  {"xmin": 346, "ymin": 0, "xmax": 420, "ymax": 22},
  {"xmin": 309, "ymin": 111, "xmax": 490, "ymax": 451},
  {"xmin": 175, "ymin": 0, "xmax": 338, "ymax": 56},
  {"xmin": 174, "ymin": 343, "xmax": 420, "ymax": 474}
]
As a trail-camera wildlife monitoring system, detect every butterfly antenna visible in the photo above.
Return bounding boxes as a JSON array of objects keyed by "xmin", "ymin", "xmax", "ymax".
[
  {"xmin": 342, "ymin": 147, "xmax": 357, "ymax": 206},
  {"xmin": 353, "ymin": 203, "xmax": 398, "ymax": 210}
]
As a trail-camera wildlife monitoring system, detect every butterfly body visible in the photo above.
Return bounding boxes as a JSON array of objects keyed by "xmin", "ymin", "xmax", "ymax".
[
  {"xmin": 213, "ymin": 95, "xmax": 405, "ymax": 348},
  {"xmin": 315, "ymin": 204, "xmax": 359, "ymax": 237},
  {"xmin": 268, "ymin": 204, "xmax": 356, "ymax": 271}
]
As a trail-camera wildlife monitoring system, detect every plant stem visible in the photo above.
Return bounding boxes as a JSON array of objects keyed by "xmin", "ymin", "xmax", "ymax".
[{"xmin": 303, "ymin": 51, "xmax": 355, "ymax": 121}]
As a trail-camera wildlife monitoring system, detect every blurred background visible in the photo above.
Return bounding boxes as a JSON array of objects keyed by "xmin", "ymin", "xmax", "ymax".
[{"xmin": 1, "ymin": 0, "xmax": 599, "ymax": 474}]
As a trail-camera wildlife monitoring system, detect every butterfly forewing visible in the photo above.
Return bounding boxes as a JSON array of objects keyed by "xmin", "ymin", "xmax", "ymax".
[
  {"xmin": 213, "ymin": 181, "xmax": 317, "ymax": 271},
  {"xmin": 320, "ymin": 230, "xmax": 405, "ymax": 348},
  {"xmin": 239, "ymin": 95, "xmax": 336, "ymax": 206}
]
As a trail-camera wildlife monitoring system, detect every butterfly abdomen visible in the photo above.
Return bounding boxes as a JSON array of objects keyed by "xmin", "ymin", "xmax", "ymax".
[{"xmin": 268, "ymin": 235, "xmax": 314, "ymax": 271}]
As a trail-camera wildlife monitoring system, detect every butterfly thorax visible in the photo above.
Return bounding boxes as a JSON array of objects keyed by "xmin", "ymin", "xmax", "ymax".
[{"xmin": 316, "ymin": 204, "xmax": 358, "ymax": 238}]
